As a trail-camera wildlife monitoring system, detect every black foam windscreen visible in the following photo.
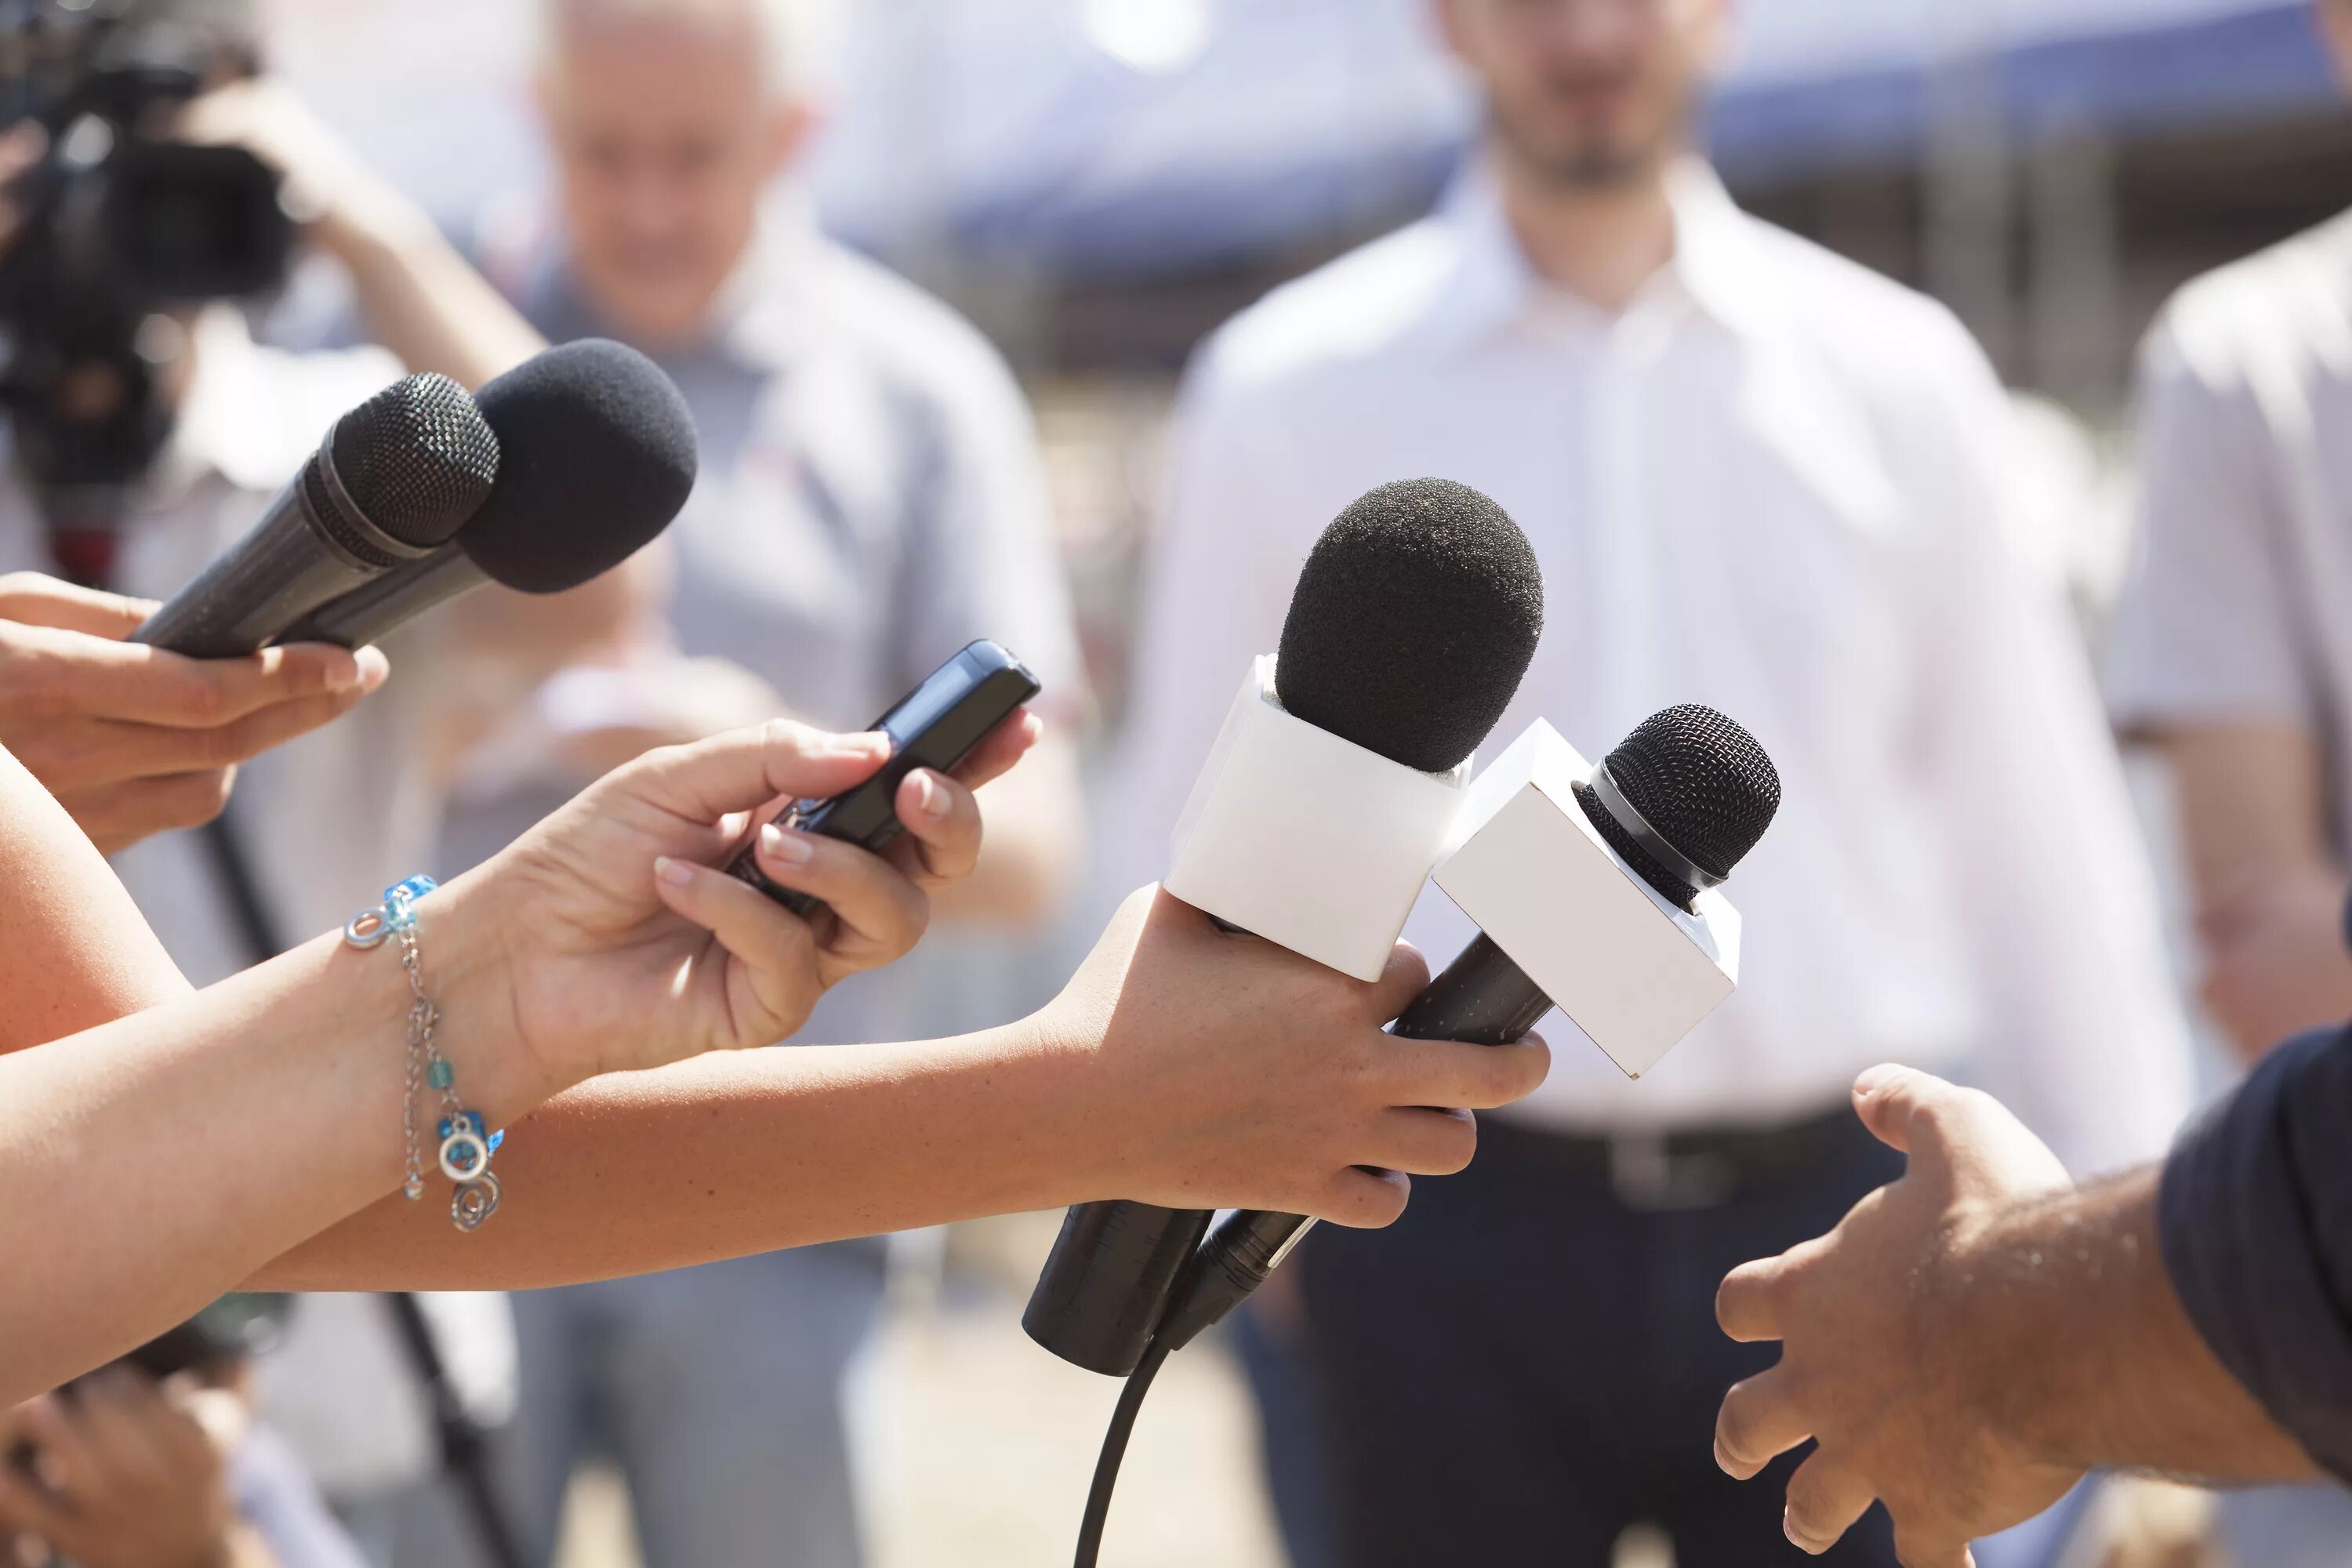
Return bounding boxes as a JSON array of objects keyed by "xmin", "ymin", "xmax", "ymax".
[
  {"xmin": 326, "ymin": 372, "xmax": 500, "ymax": 550},
  {"xmin": 461, "ymin": 339, "xmax": 699, "ymax": 593},
  {"xmin": 1579, "ymin": 704, "xmax": 1780, "ymax": 909},
  {"xmin": 1275, "ymin": 478, "xmax": 1543, "ymax": 773}
]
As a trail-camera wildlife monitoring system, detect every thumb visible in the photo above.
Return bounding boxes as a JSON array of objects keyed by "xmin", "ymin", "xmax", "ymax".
[
  {"xmin": 1849, "ymin": 1064, "xmax": 1967, "ymax": 1156},
  {"xmin": 623, "ymin": 720, "xmax": 891, "ymax": 826}
]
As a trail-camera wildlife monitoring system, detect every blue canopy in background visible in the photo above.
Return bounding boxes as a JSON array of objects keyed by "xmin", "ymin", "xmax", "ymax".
[{"xmin": 806, "ymin": 0, "xmax": 2333, "ymax": 280}]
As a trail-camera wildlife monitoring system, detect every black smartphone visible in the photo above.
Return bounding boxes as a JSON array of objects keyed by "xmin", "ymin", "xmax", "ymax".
[{"xmin": 728, "ymin": 639, "xmax": 1041, "ymax": 916}]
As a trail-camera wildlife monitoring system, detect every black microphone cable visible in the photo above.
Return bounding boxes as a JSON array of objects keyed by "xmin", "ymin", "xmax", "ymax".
[{"xmin": 1071, "ymin": 1338, "xmax": 1173, "ymax": 1568}]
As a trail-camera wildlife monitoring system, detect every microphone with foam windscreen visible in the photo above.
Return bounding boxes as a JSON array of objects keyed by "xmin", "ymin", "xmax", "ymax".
[
  {"xmin": 1149, "ymin": 703, "xmax": 1784, "ymax": 1352},
  {"xmin": 132, "ymin": 374, "xmax": 500, "ymax": 656},
  {"xmin": 1023, "ymin": 478, "xmax": 1544, "ymax": 1378},
  {"xmin": 277, "ymin": 340, "xmax": 698, "ymax": 648}
]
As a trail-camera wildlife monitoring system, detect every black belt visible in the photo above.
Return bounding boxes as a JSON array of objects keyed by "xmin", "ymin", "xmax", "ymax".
[{"xmin": 1480, "ymin": 1105, "xmax": 1871, "ymax": 1211}]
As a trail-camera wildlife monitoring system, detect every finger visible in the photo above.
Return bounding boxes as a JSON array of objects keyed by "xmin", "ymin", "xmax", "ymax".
[
  {"xmin": 1783, "ymin": 1450, "xmax": 1878, "ymax": 1555},
  {"xmin": 630, "ymin": 722, "xmax": 891, "ymax": 826},
  {"xmin": 0, "ymin": 572, "xmax": 158, "ymax": 637},
  {"xmin": 101, "ymin": 685, "xmax": 371, "ymax": 775},
  {"xmin": 650, "ymin": 855, "xmax": 818, "ymax": 1040},
  {"xmin": 75, "ymin": 1368, "xmax": 172, "ymax": 1488},
  {"xmin": 1368, "ymin": 1106, "xmax": 1480, "ymax": 1176},
  {"xmin": 1377, "ymin": 1034, "xmax": 1551, "ymax": 1111},
  {"xmin": 1715, "ymin": 1365, "xmax": 1813, "ymax": 1480},
  {"xmin": 1715, "ymin": 1256, "xmax": 1795, "ymax": 1343},
  {"xmin": 887, "ymin": 768, "xmax": 982, "ymax": 890},
  {"xmin": 747, "ymin": 823, "xmax": 927, "ymax": 971},
  {"xmin": 949, "ymin": 707, "xmax": 1042, "ymax": 795},
  {"xmin": 0, "ymin": 1462, "xmax": 68, "ymax": 1543},
  {"xmin": 44, "ymin": 635, "xmax": 382, "ymax": 728},
  {"xmin": 56, "ymin": 768, "xmax": 238, "ymax": 849},
  {"xmin": 9, "ymin": 1395, "xmax": 98, "ymax": 1502},
  {"xmin": 1318, "ymin": 1166, "xmax": 1411, "ymax": 1229},
  {"xmin": 1363, "ymin": 942, "xmax": 1435, "ymax": 1025},
  {"xmin": 1849, "ymin": 1065, "xmax": 1962, "ymax": 1156}
]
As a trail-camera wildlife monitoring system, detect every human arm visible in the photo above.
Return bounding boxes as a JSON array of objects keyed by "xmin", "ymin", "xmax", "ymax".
[
  {"xmin": 256, "ymin": 883, "xmax": 1546, "ymax": 1290},
  {"xmin": 1907, "ymin": 324, "xmax": 2194, "ymax": 1174},
  {"xmin": 0, "ymin": 716, "xmax": 1004, "ymax": 1399},
  {"xmin": 1711, "ymin": 1065, "xmax": 2328, "ymax": 1568},
  {"xmin": 0, "ymin": 574, "xmax": 388, "ymax": 862},
  {"xmin": 2105, "ymin": 307, "xmax": 2349, "ymax": 1058}
]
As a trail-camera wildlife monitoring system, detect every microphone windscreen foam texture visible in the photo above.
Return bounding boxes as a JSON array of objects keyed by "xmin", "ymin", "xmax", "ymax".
[
  {"xmin": 328, "ymin": 373, "xmax": 500, "ymax": 550},
  {"xmin": 1577, "ymin": 704, "xmax": 1780, "ymax": 909},
  {"xmin": 463, "ymin": 339, "xmax": 701, "ymax": 593},
  {"xmin": 1276, "ymin": 477, "xmax": 1544, "ymax": 774}
]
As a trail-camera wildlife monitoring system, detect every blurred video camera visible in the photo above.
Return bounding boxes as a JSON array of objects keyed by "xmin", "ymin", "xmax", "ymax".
[{"xmin": 0, "ymin": 0, "xmax": 291, "ymax": 535}]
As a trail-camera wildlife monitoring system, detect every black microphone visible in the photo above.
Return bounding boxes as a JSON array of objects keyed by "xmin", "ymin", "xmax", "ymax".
[
  {"xmin": 1151, "ymin": 703, "xmax": 1784, "ymax": 1353},
  {"xmin": 1023, "ymin": 478, "xmax": 1544, "ymax": 1377},
  {"xmin": 278, "ymin": 340, "xmax": 698, "ymax": 648},
  {"xmin": 132, "ymin": 373, "xmax": 499, "ymax": 656}
]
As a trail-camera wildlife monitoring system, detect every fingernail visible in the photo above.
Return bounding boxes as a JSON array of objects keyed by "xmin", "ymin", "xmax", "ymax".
[
  {"xmin": 1713, "ymin": 1439, "xmax": 1736, "ymax": 1475},
  {"xmin": 1784, "ymin": 1513, "xmax": 1820, "ymax": 1552},
  {"xmin": 1853, "ymin": 1064, "xmax": 1903, "ymax": 1099},
  {"xmin": 760, "ymin": 822, "xmax": 814, "ymax": 866},
  {"xmin": 654, "ymin": 856, "xmax": 692, "ymax": 887},
  {"xmin": 911, "ymin": 771, "xmax": 946, "ymax": 818}
]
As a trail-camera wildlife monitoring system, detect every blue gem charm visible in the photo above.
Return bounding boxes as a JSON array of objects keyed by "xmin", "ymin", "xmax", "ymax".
[{"xmin": 427, "ymin": 1059, "xmax": 454, "ymax": 1091}]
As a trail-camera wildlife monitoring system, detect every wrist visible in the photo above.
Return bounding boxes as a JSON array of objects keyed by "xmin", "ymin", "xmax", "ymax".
[{"xmin": 412, "ymin": 869, "xmax": 554, "ymax": 1126}]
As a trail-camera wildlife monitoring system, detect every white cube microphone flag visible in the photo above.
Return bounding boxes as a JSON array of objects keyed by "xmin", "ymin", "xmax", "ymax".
[
  {"xmin": 1436, "ymin": 717, "xmax": 1740, "ymax": 1078},
  {"xmin": 1163, "ymin": 655, "xmax": 1472, "ymax": 982}
]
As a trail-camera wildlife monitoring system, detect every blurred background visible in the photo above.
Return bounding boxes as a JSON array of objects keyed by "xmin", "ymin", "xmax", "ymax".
[{"xmin": 22, "ymin": 0, "xmax": 2350, "ymax": 1563}]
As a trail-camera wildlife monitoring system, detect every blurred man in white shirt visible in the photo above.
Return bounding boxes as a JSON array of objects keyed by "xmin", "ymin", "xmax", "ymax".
[
  {"xmin": 2103, "ymin": 5, "xmax": 2352, "ymax": 1563},
  {"xmin": 1111, "ymin": 1, "xmax": 2195, "ymax": 1562}
]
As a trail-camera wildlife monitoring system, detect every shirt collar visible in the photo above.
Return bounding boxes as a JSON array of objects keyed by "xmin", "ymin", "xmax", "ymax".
[{"xmin": 1423, "ymin": 154, "xmax": 1779, "ymax": 353}]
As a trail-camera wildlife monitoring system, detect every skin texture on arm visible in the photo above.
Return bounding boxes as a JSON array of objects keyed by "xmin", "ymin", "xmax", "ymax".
[
  {"xmin": 2145, "ymin": 720, "xmax": 2352, "ymax": 1061},
  {"xmin": 253, "ymin": 892, "xmax": 1544, "ymax": 1290},
  {"xmin": 1712, "ymin": 1066, "xmax": 2320, "ymax": 1568}
]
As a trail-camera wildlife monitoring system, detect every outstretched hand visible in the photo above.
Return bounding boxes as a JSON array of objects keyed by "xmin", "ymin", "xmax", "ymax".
[{"xmin": 1711, "ymin": 1066, "xmax": 2078, "ymax": 1567}]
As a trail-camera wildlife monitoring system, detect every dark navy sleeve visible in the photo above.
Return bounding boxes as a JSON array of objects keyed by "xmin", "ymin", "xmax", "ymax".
[{"xmin": 2159, "ymin": 1025, "xmax": 2352, "ymax": 1482}]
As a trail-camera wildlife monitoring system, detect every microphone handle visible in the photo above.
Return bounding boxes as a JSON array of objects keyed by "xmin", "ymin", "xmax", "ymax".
[
  {"xmin": 1152, "ymin": 932, "xmax": 1552, "ymax": 1353},
  {"xmin": 276, "ymin": 546, "xmax": 489, "ymax": 649},
  {"xmin": 1023, "ymin": 911, "xmax": 1261, "ymax": 1374}
]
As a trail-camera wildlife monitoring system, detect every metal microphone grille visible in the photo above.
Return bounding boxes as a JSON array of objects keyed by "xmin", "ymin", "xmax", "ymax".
[
  {"xmin": 327, "ymin": 373, "xmax": 500, "ymax": 549},
  {"xmin": 1605, "ymin": 704, "xmax": 1780, "ymax": 880}
]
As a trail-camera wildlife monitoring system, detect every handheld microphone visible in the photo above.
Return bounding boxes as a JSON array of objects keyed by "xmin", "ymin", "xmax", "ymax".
[
  {"xmin": 276, "ymin": 340, "xmax": 698, "ymax": 648},
  {"xmin": 1023, "ymin": 478, "xmax": 1544, "ymax": 1377},
  {"xmin": 1151, "ymin": 704, "xmax": 1783, "ymax": 1352},
  {"xmin": 132, "ymin": 373, "xmax": 499, "ymax": 656}
]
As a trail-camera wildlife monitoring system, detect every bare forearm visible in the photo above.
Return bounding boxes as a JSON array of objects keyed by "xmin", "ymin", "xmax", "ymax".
[
  {"xmin": 319, "ymin": 200, "xmax": 543, "ymax": 392},
  {"xmin": 0, "ymin": 880, "xmax": 534, "ymax": 1403},
  {"xmin": 1965, "ymin": 1168, "xmax": 2321, "ymax": 1483},
  {"xmin": 252, "ymin": 1021, "xmax": 1107, "ymax": 1290}
]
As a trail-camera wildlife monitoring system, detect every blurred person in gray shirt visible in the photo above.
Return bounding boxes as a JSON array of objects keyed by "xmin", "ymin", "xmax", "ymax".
[
  {"xmin": 2105, "ymin": 4, "xmax": 2352, "ymax": 1563},
  {"xmin": 442, "ymin": 2, "xmax": 1087, "ymax": 1564}
]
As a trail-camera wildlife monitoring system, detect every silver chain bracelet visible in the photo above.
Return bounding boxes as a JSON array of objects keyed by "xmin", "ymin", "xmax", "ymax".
[{"xmin": 344, "ymin": 875, "xmax": 503, "ymax": 1232}]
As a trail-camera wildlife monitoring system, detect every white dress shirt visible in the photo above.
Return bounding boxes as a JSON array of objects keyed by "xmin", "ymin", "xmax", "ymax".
[{"xmin": 1109, "ymin": 162, "xmax": 2194, "ymax": 1175}]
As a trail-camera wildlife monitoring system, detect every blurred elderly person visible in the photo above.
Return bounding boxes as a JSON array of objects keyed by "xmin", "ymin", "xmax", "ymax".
[
  {"xmin": 1110, "ymin": 0, "xmax": 2196, "ymax": 1562},
  {"xmin": 446, "ymin": 2, "xmax": 1086, "ymax": 1564},
  {"xmin": 2103, "ymin": 4, "xmax": 2352, "ymax": 1563}
]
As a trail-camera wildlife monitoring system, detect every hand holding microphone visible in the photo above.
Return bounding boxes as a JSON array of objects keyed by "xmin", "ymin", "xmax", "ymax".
[{"xmin": 0, "ymin": 572, "xmax": 386, "ymax": 853}]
